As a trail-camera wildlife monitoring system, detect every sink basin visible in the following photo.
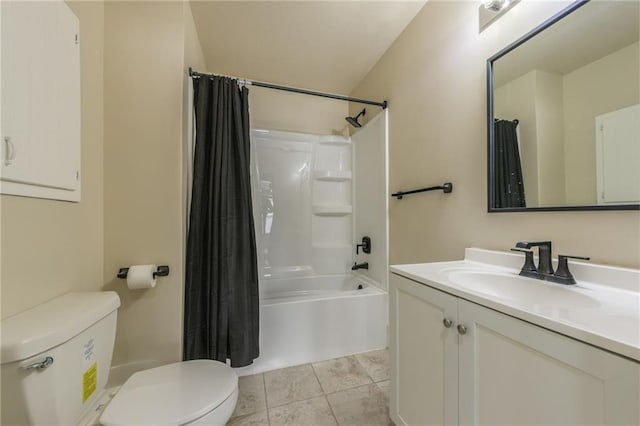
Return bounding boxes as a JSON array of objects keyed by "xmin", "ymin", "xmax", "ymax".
[
  {"xmin": 391, "ymin": 248, "xmax": 640, "ymax": 361},
  {"xmin": 446, "ymin": 270, "xmax": 601, "ymax": 309}
]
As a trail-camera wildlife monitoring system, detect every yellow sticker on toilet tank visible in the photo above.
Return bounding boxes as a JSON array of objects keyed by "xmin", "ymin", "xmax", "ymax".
[{"xmin": 82, "ymin": 362, "xmax": 97, "ymax": 403}]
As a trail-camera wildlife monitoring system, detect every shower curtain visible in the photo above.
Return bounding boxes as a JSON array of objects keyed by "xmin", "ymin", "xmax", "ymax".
[
  {"xmin": 494, "ymin": 119, "xmax": 526, "ymax": 208},
  {"xmin": 184, "ymin": 75, "xmax": 259, "ymax": 367}
]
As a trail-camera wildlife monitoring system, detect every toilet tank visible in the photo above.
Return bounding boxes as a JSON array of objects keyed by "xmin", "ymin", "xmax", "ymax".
[{"xmin": 1, "ymin": 292, "xmax": 120, "ymax": 425}]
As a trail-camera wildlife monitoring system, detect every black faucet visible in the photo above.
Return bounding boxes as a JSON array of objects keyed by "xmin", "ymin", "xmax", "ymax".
[
  {"xmin": 352, "ymin": 262, "xmax": 369, "ymax": 270},
  {"xmin": 511, "ymin": 241, "xmax": 589, "ymax": 285},
  {"xmin": 515, "ymin": 241, "xmax": 554, "ymax": 275}
]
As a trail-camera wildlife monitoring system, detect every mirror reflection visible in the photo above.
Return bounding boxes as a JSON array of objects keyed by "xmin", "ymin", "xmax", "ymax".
[{"xmin": 490, "ymin": 0, "xmax": 639, "ymax": 210}]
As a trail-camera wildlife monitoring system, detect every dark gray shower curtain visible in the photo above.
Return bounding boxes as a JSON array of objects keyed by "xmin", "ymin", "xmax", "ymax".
[
  {"xmin": 494, "ymin": 119, "xmax": 526, "ymax": 208},
  {"xmin": 184, "ymin": 76, "xmax": 259, "ymax": 367}
]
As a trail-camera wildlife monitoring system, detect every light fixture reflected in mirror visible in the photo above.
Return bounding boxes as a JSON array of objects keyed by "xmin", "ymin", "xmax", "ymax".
[{"xmin": 479, "ymin": 0, "xmax": 520, "ymax": 32}]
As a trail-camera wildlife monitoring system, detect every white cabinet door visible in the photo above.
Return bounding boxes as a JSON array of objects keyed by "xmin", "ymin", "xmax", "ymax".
[
  {"xmin": 1, "ymin": 0, "xmax": 80, "ymax": 200},
  {"xmin": 458, "ymin": 299, "xmax": 640, "ymax": 425},
  {"xmin": 596, "ymin": 104, "xmax": 640, "ymax": 204},
  {"xmin": 1, "ymin": 1, "xmax": 34, "ymax": 182},
  {"xmin": 389, "ymin": 274, "xmax": 459, "ymax": 426}
]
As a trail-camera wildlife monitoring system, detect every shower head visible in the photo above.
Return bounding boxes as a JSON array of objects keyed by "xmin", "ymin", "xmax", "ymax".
[
  {"xmin": 345, "ymin": 109, "xmax": 366, "ymax": 128},
  {"xmin": 345, "ymin": 117, "xmax": 361, "ymax": 128}
]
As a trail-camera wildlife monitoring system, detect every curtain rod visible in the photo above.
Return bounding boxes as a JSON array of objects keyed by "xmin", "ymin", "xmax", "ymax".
[{"xmin": 188, "ymin": 67, "xmax": 388, "ymax": 109}]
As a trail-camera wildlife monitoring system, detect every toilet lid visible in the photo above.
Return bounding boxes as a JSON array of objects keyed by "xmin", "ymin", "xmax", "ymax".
[{"xmin": 100, "ymin": 360, "xmax": 237, "ymax": 426}]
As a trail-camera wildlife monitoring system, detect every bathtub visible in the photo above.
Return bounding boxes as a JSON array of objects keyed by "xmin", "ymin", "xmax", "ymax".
[{"xmin": 234, "ymin": 274, "xmax": 388, "ymax": 376}]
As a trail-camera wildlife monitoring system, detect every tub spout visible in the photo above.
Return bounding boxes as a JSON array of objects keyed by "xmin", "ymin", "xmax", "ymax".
[{"xmin": 352, "ymin": 262, "xmax": 369, "ymax": 270}]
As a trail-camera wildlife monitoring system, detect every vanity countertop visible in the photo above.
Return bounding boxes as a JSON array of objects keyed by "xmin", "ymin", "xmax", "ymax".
[{"xmin": 390, "ymin": 248, "xmax": 640, "ymax": 362}]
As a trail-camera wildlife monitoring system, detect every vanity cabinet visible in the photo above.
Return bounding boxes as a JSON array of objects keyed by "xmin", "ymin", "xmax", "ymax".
[
  {"xmin": 389, "ymin": 272, "xmax": 459, "ymax": 425},
  {"xmin": 389, "ymin": 273, "xmax": 640, "ymax": 426}
]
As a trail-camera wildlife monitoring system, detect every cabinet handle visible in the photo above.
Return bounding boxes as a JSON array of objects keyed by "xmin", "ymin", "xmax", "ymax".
[
  {"xmin": 442, "ymin": 318, "xmax": 453, "ymax": 328},
  {"xmin": 457, "ymin": 324, "xmax": 467, "ymax": 335},
  {"xmin": 4, "ymin": 136, "xmax": 15, "ymax": 166}
]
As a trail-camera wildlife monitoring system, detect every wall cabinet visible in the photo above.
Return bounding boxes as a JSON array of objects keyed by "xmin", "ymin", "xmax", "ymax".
[
  {"xmin": 1, "ymin": 0, "xmax": 81, "ymax": 201},
  {"xmin": 389, "ymin": 273, "xmax": 640, "ymax": 425}
]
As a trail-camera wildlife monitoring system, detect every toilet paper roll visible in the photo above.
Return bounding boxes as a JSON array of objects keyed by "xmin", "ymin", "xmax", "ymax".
[{"xmin": 126, "ymin": 264, "xmax": 157, "ymax": 290}]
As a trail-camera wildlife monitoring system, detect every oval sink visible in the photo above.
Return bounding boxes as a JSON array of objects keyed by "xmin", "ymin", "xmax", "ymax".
[{"xmin": 447, "ymin": 270, "xmax": 601, "ymax": 309}]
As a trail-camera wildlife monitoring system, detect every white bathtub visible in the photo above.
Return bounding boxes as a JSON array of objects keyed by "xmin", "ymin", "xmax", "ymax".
[{"xmin": 234, "ymin": 274, "xmax": 388, "ymax": 376}]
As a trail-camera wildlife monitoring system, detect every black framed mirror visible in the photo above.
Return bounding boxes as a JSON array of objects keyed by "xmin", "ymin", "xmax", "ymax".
[{"xmin": 487, "ymin": 0, "xmax": 639, "ymax": 212}]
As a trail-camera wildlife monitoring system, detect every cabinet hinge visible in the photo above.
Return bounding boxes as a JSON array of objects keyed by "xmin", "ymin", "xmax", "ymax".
[
  {"xmin": 76, "ymin": 170, "xmax": 80, "ymax": 180},
  {"xmin": 75, "ymin": 34, "xmax": 79, "ymax": 45}
]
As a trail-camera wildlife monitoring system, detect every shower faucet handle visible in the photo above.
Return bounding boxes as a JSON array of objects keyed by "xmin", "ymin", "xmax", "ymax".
[{"xmin": 356, "ymin": 236, "xmax": 371, "ymax": 255}]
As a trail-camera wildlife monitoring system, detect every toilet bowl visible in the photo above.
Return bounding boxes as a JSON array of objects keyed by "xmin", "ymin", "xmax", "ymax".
[{"xmin": 0, "ymin": 292, "xmax": 238, "ymax": 426}]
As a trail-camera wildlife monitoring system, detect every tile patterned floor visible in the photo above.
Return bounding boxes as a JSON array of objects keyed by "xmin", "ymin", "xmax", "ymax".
[{"xmin": 228, "ymin": 349, "xmax": 392, "ymax": 426}]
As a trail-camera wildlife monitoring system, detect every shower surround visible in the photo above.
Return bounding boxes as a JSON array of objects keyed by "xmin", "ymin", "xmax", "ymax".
[{"xmin": 236, "ymin": 128, "xmax": 387, "ymax": 376}]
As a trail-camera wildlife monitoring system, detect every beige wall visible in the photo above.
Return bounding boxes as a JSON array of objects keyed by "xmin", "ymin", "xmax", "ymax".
[
  {"xmin": 563, "ymin": 41, "xmax": 639, "ymax": 204},
  {"xmin": 1, "ymin": 1, "xmax": 105, "ymax": 319},
  {"xmin": 351, "ymin": 0, "xmax": 640, "ymax": 268},
  {"xmin": 103, "ymin": 1, "xmax": 199, "ymax": 365},
  {"xmin": 184, "ymin": 2, "xmax": 206, "ymax": 77},
  {"xmin": 183, "ymin": 0, "xmax": 206, "ymax": 265},
  {"xmin": 249, "ymin": 87, "xmax": 349, "ymax": 136},
  {"xmin": 535, "ymin": 70, "xmax": 565, "ymax": 206}
]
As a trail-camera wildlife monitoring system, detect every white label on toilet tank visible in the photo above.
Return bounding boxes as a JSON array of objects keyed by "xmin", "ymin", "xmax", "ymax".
[{"xmin": 83, "ymin": 338, "xmax": 95, "ymax": 364}]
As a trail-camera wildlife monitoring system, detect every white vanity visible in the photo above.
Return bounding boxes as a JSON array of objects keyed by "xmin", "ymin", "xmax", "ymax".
[{"xmin": 389, "ymin": 248, "xmax": 640, "ymax": 425}]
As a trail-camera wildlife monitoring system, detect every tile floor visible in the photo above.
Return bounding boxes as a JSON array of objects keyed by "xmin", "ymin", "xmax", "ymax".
[{"xmin": 228, "ymin": 349, "xmax": 392, "ymax": 426}]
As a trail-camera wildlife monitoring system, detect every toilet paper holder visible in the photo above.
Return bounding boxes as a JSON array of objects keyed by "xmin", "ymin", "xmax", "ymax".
[{"xmin": 117, "ymin": 265, "xmax": 170, "ymax": 279}]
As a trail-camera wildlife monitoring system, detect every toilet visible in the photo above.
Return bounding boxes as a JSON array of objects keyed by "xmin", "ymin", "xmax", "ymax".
[{"xmin": 0, "ymin": 292, "xmax": 238, "ymax": 425}]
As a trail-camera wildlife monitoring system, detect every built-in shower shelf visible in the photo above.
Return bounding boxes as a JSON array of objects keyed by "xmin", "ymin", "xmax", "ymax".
[
  {"xmin": 317, "ymin": 135, "xmax": 351, "ymax": 145},
  {"xmin": 312, "ymin": 205, "xmax": 352, "ymax": 216},
  {"xmin": 313, "ymin": 170, "xmax": 352, "ymax": 182}
]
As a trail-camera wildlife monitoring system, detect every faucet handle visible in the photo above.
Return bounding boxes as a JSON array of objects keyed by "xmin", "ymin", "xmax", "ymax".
[
  {"xmin": 356, "ymin": 236, "xmax": 371, "ymax": 255},
  {"xmin": 558, "ymin": 254, "xmax": 590, "ymax": 261},
  {"xmin": 511, "ymin": 248, "xmax": 532, "ymax": 253},
  {"xmin": 510, "ymin": 248, "xmax": 537, "ymax": 274},
  {"xmin": 554, "ymin": 254, "xmax": 590, "ymax": 285}
]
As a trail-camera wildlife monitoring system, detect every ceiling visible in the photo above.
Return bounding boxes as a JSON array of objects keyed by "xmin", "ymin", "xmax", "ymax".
[{"xmin": 190, "ymin": 1, "xmax": 426, "ymax": 94}]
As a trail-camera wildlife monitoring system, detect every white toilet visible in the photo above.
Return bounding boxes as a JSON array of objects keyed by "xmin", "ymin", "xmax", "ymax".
[{"xmin": 0, "ymin": 292, "xmax": 238, "ymax": 425}]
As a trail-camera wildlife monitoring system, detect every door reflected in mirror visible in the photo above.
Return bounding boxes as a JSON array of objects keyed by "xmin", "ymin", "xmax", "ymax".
[{"xmin": 488, "ymin": 0, "xmax": 639, "ymax": 211}]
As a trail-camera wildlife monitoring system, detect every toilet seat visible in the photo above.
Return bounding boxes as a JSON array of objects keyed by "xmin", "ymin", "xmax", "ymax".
[{"xmin": 100, "ymin": 360, "xmax": 238, "ymax": 426}]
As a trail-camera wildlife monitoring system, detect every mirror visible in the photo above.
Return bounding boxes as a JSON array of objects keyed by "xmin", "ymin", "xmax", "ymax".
[{"xmin": 487, "ymin": 0, "xmax": 639, "ymax": 211}]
